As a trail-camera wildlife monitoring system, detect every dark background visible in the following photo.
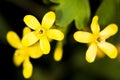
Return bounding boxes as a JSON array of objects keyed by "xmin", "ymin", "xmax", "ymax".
[{"xmin": 1, "ymin": 0, "xmax": 120, "ymax": 80}]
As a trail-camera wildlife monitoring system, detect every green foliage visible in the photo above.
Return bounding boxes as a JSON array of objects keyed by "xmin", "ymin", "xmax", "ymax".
[
  {"xmin": 96, "ymin": 0, "xmax": 119, "ymax": 27},
  {"xmin": 0, "ymin": 14, "xmax": 9, "ymax": 43},
  {"xmin": 50, "ymin": 0, "xmax": 90, "ymax": 29}
]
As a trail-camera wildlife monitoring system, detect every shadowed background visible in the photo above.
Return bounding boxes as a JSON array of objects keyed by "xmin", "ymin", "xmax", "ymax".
[{"xmin": 1, "ymin": 0, "xmax": 120, "ymax": 80}]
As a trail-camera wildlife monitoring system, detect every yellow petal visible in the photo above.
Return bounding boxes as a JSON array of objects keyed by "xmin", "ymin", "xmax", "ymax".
[
  {"xmin": 23, "ymin": 27, "xmax": 31, "ymax": 36},
  {"xmin": 28, "ymin": 43, "xmax": 43, "ymax": 59},
  {"xmin": 13, "ymin": 50, "xmax": 25, "ymax": 66},
  {"xmin": 23, "ymin": 15, "xmax": 41, "ymax": 30},
  {"xmin": 40, "ymin": 37, "xmax": 50, "ymax": 54},
  {"xmin": 22, "ymin": 32, "xmax": 39, "ymax": 46},
  {"xmin": 98, "ymin": 42, "xmax": 118, "ymax": 59},
  {"xmin": 23, "ymin": 57, "xmax": 33, "ymax": 79},
  {"xmin": 42, "ymin": 11, "xmax": 55, "ymax": 29},
  {"xmin": 54, "ymin": 42, "xmax": 63, "ymax": 61},
  {"xmin": 6, "ymin": 31, "xmax": 22, "ymax": 48},
  {"xmin": 100, "ymin": 24, "xmax": 118, "ymax": 39},
  {"xmin": 73, "ymin": 31, "xmax": 93, "ymax": 43},
  {"xmin": 96, "ymin": 49, "xmax": 105, "ymax": 58},
  {"xmin": 86, "ymin": 43, "xmax": 97, "ymax": 63},
  {"xmin": 47, "ymin": 29, "xmax": 64, "ymax": 41},
  {"xmin": 91, "ymin": 16, "xmax": 100, "ymax": 35},
  {"xmin": 54, "ymin": 46, "xmax": 63, "ymax": 61}
]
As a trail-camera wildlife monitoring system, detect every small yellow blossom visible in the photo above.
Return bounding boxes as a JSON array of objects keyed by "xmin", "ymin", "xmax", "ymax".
[
  {"xmin": 22, "ymin": 11, "xmax": 64, "ymax": 54},
  {"xmin": 73, "ymin": 16, "xmax": 118, "ymax": 63},
  {"xmin": 6, "ymin": 27, "xmax": 42, "ymax": 78},
  {"xmin": 53, "ymin": 41, "xmax": 63, "ymax": 61}
]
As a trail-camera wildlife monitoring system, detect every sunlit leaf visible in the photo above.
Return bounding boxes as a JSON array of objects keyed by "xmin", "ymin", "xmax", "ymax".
[{"xmin": 50, "ymin": 0, "xmax": 90, "ymax": 29}]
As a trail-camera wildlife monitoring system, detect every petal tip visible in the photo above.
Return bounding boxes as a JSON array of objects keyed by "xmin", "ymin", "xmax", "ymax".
[
  {"xmin": 110, "ymin": 24, "xmax": 118, "ymax": 34},
  {"xmin": 47, "ymin": 11, "xmax": 55, "ymax": 16},
  {"xmin": 86, "ymin": 56, "xmax": 95, "ymax": 63},
  {"xmin": 73, "ymin": 31, "xmax": 80, "ymax": 42},
  {"xmin": 93, "ymin": 16, "xmax": 98, "ymax": 21},
  {"xmin": 109, "ymin": 49, "xmax": 118, "ymax": 59}
]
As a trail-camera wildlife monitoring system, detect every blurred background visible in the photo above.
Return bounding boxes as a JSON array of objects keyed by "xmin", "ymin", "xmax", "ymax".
[{"xmin": 1, "ymin": 0, "xmax": 120, "ymax": 80}]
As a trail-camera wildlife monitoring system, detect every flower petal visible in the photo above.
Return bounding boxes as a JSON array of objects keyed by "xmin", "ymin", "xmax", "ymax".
[
  {"xmin": 23, "ymin": 57, "xmax": 33, "ymax": 79},
  {"xmin": 73, "ymin": 31, "xmax": 93, "ymax": 43},
  {"xmin": 24, "ymin": 15, "xmax": 41, "ymax": 30},
  {"xmin": 54, "ymin": 42, "xmax": 63, "ymax": 61},
  {"xmin": 6, "ymin": 31, "xmax": 22, "ymax": 48},
  {"xmin": 23, "ymin": 27, "xmax": 31, "ymax": 36},
  {"xmin": 91, "ymin": 16, "xmax": 100, "ymax": 35},
  {"xmin": 40, "ymin": 37, "xmax": 50, "ymax": 54},
  {"xmin": 54, "ymin": 46, "xmax": 63, "ymax": 61},
  {"xmin": 22, "ymin": 32, "xmax": 39, "ymax": 46},
  {"xmin": 13, "ymin": 50, "xmax": 25, "ymax": 66},
  {"xmin": 86, "ymin": 43, "xmax": 97, "ymax": 63},
  {"xmin": 47, "ymin": 29, "xmax": 64, "ymax": 41},
  {"xmin": 96, "ymin": 49, "xmax": 105, "ymax": 58},
  {"xmin": 42, "ymin": 11, "xmax": 55, "ymax": 29},
  {"xmin": 98, "ymin": 42, "xmax": 118, "ymax": 59},
  {"xmin": 28, "ymin": 43, "xmax": 43, "ymax": 59},
  {"xmin": 100, "ymin": 24, "xmax": 118, "ymax": 39}
]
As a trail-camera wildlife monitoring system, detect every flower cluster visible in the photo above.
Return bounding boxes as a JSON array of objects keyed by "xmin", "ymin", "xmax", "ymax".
[
  {"xmin": 6, "ymin": 11, "xmax": 64, "ymax": 78},
  {"xmin": 6, "ymin": 27, "xmax": 43, "ymax": 78},
  {"xmin": 6, "ymin": 11, "xmax": 118, "ymax": 79}
]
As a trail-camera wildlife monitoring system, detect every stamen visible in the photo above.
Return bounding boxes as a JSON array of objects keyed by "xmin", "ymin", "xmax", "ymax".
[
  {"xmin": 97, "ymin": 37, "xmax": 101, "ymax": 42},
  {"xmin": 97, "ymin": 37, "xmax": 104, "ymax": 43},
  {"xmin": 38, "ymin": 29, "xmax": 44, "ymax": 34}
]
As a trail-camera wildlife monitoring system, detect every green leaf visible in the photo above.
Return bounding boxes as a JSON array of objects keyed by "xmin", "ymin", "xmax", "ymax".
[
  {"xmin": 50, "ymin": 0, "xmax": 90, "ymax": 29},
  {"xmin": 96, "ymin": 0, "xmax": 117, "ymax": 27},
  {"xmin": 0, "ymin": 14, "xmax": 9, "ymax": 44}
]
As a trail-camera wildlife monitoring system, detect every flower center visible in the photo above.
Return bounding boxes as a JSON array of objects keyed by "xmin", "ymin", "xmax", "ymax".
[
  {"xmin": 36, "ymin": 28, "xmax": 46, "ymax": 38},
  {"xmin": 97, "ymin": 37, "xmax": 102, "ymax": 42},
  {"xmin": 93, "ymin": 34, "xmax": 104, "ymax": 43},
  {"xmin": 96, "ymin": 36, "xmax": 105, "ymax": 43},
  {"xmin": 38, "ymin": 29, "xmax": 44, "ymax": 34}
]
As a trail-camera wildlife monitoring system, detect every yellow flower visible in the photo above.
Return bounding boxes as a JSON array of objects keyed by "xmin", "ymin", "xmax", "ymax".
[
  {"xmin": 73, "ymin": 16, "xmax": 118, "ymax": 63},
  {"xmin": 6, "ymin": 27, "xmax": 42, "ymax": 78},
  {"xmin": 22, "ymin": 11, "xmax": 64, "ymax": 54}
]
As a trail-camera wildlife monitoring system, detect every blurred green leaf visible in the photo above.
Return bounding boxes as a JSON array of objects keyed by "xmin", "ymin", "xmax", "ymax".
[
  {"xmin": 0, "ymin": 14, "xmax": 9, "ymax": 44},
  {"xmin": 50, "ymin": 0, "xmax": 90, "ymax": 29},
  {"xmin": 96, "ymin": 0, "xmax": 118, "ymax": 27}
]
